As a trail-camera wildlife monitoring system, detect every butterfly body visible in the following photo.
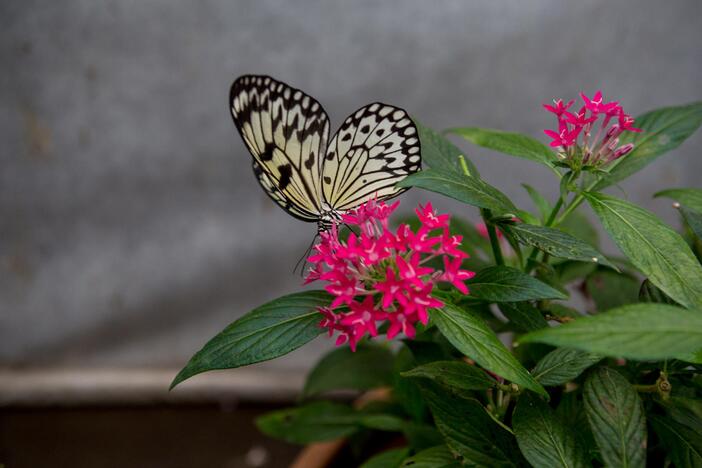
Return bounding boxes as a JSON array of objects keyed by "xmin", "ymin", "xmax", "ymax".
[{"xmin": 230, "ymin": 75, "xmax": 420, "ymax": 231}]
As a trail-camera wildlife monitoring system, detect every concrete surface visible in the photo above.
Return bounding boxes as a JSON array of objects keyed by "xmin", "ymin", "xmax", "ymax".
[{"xmin": 1, "ymin": 1, "xmax": 701, "ymax": 377}]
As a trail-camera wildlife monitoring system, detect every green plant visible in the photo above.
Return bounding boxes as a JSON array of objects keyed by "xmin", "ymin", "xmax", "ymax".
[{"xmin": 173, "ymin": 92, "xmax": 702, "ymax": 467}]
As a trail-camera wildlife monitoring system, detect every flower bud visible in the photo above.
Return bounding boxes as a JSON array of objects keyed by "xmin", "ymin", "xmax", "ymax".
[{"xmin": 614, "ymin": 143, "xmax": 634, "ymax": 159}]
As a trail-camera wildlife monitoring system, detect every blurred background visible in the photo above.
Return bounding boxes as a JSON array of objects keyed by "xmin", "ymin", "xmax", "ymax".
[{"xmin": 1, "ymin": 0, "xmax": 701, "ymax": 466}]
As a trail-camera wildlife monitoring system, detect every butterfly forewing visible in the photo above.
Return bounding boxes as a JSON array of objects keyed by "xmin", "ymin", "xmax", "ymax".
[
  {"xmin": 251, "ymin": 161, "xmax": 319, "ymax": 221},
  {"xmin": 230, "ymin": 75, "xmax": 330, "ymax": 221},
  {"xmin": 322, "ymin": 103, "xmax": 421, "ymax": 211}
]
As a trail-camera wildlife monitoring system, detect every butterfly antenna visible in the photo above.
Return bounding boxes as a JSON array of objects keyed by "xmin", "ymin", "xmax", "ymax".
[{"xmin": 294, "ymin": 232, "xmax": 320, "ymax": 276}]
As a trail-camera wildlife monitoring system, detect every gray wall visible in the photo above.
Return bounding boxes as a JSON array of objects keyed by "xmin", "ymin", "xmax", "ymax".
[{"xmin": 2, "ymin": 0, "xmax": 701, "ymax": 372}]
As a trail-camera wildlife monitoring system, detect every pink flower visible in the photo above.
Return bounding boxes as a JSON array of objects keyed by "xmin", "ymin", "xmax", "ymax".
[
  {"xmin": 544, "ymin": 126, "xmax": 582, "ymax": 148},
  {"xmin": 543, "ymin": 90, "xmax": 642, "ymax": 167},
  {"xmin": 438, "ymin": 231, "xmax": 468, "ymax": 259},
  {"xmin": 441, "ymin": 257, "xmax": 476, "ymax": 294},
  {"xmin": 543, "ymin": 99, "xmax": 575, "ymax": 117},
  {"xmin": 416, "ymin": 202, "xmax": 449, "ymax": 230},
  {"xmin": 563, "ymin": 106, "xmax": 598, "ymax": 127},
  {"xmin": 306, "ymin": 200, "xmax": 475, "ymax": 350},
  {"xmin": 618, "ymin": 113, "xmax": 642, "ymax": 133}
]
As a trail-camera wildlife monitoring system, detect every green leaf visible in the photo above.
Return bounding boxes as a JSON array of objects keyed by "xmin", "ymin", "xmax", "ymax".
[
  {"xmin": 256, "ymin": 401, "xmax": 358, "ymax": 444},
  {"xmin": 449, "ymin": 127, "xmax": 556, "ymax": 170},
  {"xmin": 585, "ymin": 269, "xmax": 640, "ymax": 312},
  {"xmin": 585, "ymin": 192, "xmax": 702, "ymax": 309},
  {"xmin": 413, "ymin": 119, "xmax": 479, "ymax": 176},
  {"xmin": 402, "ymin": 360, "xmax": 497, "ymax": 391},
  {"xmin": 401, "ymin": 445, "xmax": 461, "ymax": 468},
  {"xmin": 681, "ymin": 206, "xmax": 702, "ymax": 241},
  {"xmin": 522, "ymin": 183, "xmax": 553, "ymax": 221},
  {"xmin": 403, "ymin": 423, "xmax": 445, "ymax": 451},
  {"xmin": 303, "ymin": 344, "xmax": 394, "ymax": 397},
  {"xmin": 361, "ymin": 448, "xmax": 410, "ymax": 468},
  {"xmin": 556, "ymin": 260, "xmax": 598, "ymax": 284},
  {"xmin": 359, "ymin": 414, "xmax": 407, "ymax": 432},
  {"xmin": 532, "ymin": 348, "xmax": 602, "ymax": 386},
  {"xmin": 171, "ymin": 291, "xmax": 329, "ymax": 389},
  {"xmin": 520, "ymin": 303, "xmax": 702, "ymax": 362},
  {"xmin": 418, "ymin": 381, "xmax": 523, "ymax": 466},
  {"xmin": 397, "ymin": 168, "xmax": 517, "ymax": 215},
  {"xmin": 583, "ymin": 367, "xmax": 646, "ymax": 468},
  {"xmin": 498, "ymin": 302, "xmax": 549, "ymax": 332},
  {"xmin": 558, "ymin": 209, "xmax": 600, "ymax": 248},
  {"xmin": 467, "ymin": 265, "xmax": 567, "ymax": 302},
  {"xmin": 639, "ymin": 278, "xmax": 677, "ymax": 305},
  {"xmin": 393, "ymin": 344, "xmax": 427, "ymax": 421},
  {"xmin": 513, "ymin": 393, "xmax": 588, "ymax": 468},
  {"xmin": 430, "ymin": 303, "xmax": 547, "ymax": 396},
  {"xmin": 650, "ymin": 414, "xmax": 702, "ymax": 468},
  {"xmin": 655, "ymin": 188, "xmax": 702, "ymax": 212},
  {"xmin": 505, "ymin": 223, "xmax": 615, "ymax": 268},
  {"xmin": 597, "ymin": 102, "xmax": 702, "ymax": 188}
]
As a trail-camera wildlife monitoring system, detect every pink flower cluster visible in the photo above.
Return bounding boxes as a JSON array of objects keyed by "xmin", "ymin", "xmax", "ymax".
[
  {"xmin": 306, "ymin": 200, "xmax": 475, "ymax": 351},
  {"xmin": 543, "ymin": 90, "xmax": 641, "ymax": 167}
]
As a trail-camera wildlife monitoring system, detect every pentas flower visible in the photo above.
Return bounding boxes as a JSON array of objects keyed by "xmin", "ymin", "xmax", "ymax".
[
  {"xmin": 543, "ymin": 90, "xmax": 641, "ymax": 167},
  {"xmin": 306, "ymin": 199, "xmax": 475, "ymax": 351}
]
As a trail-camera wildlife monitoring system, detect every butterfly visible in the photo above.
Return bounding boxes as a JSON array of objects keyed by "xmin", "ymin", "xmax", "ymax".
[{"xmin": 229, "ymin": 75, "xmax": 421, "ymax": 232}]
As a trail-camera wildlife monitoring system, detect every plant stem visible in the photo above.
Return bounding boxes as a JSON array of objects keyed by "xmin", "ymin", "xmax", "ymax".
[
  {"xmin": 482, "ymin": 209, "xmax": 505, "ymax": 265},
  {"xmin": 545, "ymin": 196, "xmax": 565, "ymax": 227}
]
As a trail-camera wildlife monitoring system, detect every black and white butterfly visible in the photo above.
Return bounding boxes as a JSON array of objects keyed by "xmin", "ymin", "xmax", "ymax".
[{"xmin": 230, "ymin": 75, "xmax": 421, "ymax": 231}]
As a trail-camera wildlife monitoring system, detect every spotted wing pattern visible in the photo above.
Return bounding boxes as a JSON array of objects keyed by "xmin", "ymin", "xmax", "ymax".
[
  {"xmin": 230, "ymin": 75, "xmax": 330, "ymax": 221},
  {"xmin": 322, "ymin": 103, "xmax": 421, "ymax": 211}
]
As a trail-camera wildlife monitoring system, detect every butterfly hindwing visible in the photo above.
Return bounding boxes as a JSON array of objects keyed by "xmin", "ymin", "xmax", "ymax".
[
  {"xmin": 231, "ymin": 75, "xmax": 330, "ymax": 221},
  {"xmin": 322, "ymin": 103, "xmax": 421, "ymax": 211}
]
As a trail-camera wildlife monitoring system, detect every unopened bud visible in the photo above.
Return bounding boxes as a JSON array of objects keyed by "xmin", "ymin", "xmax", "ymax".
[
  {"xmin": 614, "ymin": 143, "xmax": 634, "ymax": 158},
  {"xmin": 606, "ymin": 124, "xmax": 621, "ymax": 138}
]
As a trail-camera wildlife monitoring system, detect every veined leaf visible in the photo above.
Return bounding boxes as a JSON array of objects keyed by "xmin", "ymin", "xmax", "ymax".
[
  {"xmin": 504, "ymin": 223, "xmax": 615, "ymax": 268},
  {"xmin": 401, "ymin": 445, "xmax": 461, "ymax": 468},
  {"xmin": 418, "ymin": 381, "xmax": 524, "ymax": 466},
  {"xmin": 681, "ymin": 206, "xmax": 702, "ymax": 241},
  {"xmin": 499, "ymin": 302, "xmax": 549, "ymax": 332},
  {"xmin": 402, "ymin": 360, "xmax": 497, "ymax": 391},
  {"xmin": 585, "ymin": 269, "xmax": 640, "ymax": 312},
  {"xmin": 650, "ymin": 414, "xmax": 702, "ymax": 468},
  {"xmin": 558, "ymin": 209, "xmax": 600, "ymax": 248},
  {"xmin": 468, "ymin": 265, "xmax": 567, "ymax": 302},
  {"xmin": 171, "ymin": 291, "xmax": 329, "ymax": 388},
  {"xmin": 596, "ymin": 102, "xmax": 702, "ymax": 188},
  {"xmin": 585, "ymin": 192, "xmax": 702, "ymax": 308},
  {"xmin": 655, "ymin": 187, "xmax": 702, "ymax": 212},
  {"xmin": 532, "ymin": 348, "xmax": 602, "ymax": 386},
  {"xmin": 303, "ymin": 344, "xmax": 394, "ymax": 397},
  {"xmin": 449, "ymin": 127, "xmax": 556, "ymax": 171},
  {"xmin": 398, "ymin": 168, "xmax": 517, "ymax": 215},
  {"xmin": 256, "ymin": 401, "xmax": 358, "ymax": 444},
  {"xmin": 520, "ymin": 303, "xmax": 702, "ymax": 362},
  {"xmin": 513, "ymin": 393, "xmax": 588, "ymax": 468},
  {"xmin": 584, "ymin": 367, "xmax": 646, "ymax": 468},
  {"xmin": 413, "ymin": 119, "xmax": 479, "ymax": 176},
  {"xmin": 430, "ymin": 303, "xmax": 546, "ymax": 396},
  {"xmin": 639, "ymin": 278, "xmax": 677, "ymax": 305}
]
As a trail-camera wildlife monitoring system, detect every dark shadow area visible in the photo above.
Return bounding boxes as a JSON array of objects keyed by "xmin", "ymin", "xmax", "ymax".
[{"xmin": 0, "ymin": 403, "xmax": 300, "ymax": 468}]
